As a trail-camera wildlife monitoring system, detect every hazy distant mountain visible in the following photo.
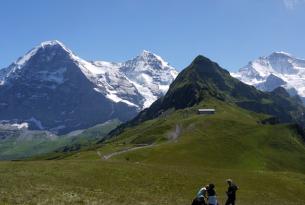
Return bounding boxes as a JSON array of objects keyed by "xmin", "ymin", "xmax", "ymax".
[
  {"xmin": 232, "ymin": 52, "xmax": 305, "ymax": 101},
  {"xmin": 0, "ymin": 40, "xmax": 178, "ymax": 134}
]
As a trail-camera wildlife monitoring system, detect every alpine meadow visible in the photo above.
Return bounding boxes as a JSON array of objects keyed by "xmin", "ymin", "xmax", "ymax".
[{"xmin": 0, "ymin": 1, "xmax": 305, "ymax": 205}]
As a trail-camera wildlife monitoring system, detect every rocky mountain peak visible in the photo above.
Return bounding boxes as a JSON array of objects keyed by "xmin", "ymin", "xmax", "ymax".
[
  {"xmin": 268, "ymin": 51, "xmax": 293, "ymax": 59},
  {"xmin": 232, "ymin": 52, "xmax": 305, "ymax": 100},
  {"xmin": 122, "ymin": 54, "xmax": 305, "ymax": 132},
  {"xmin": 129, "ymin": 50, "xmax": 174, "ymax": 71},
  {"xmin": 0, "ymin": 40, "xmax": 179, "ymax": 134},
  {"xmin": 15, "ymin": 40, "xmax": 72, "ymax": 68}
]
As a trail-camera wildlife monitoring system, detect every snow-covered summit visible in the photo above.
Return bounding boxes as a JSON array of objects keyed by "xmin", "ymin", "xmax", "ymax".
[
  {"xmin": 231, "ymin": 52, "xmax": 305, "ymax": 99},
  {"xmin": 137, "ymin": 50, "xmax": 173, "ymax": 69},
  {"xmin": 123, "ymin": 50, "xmax": 178, "ymax": 82},
  {"xmin": 15, "ymin": 40, "xmax": 71, "ymax": 67},
  {"xmin": 40, "ymin": 40, "xmax": 65, "ymax": 47},
  {"xmin": 0, "ymin": 41, "xmax": 178, "ymax": 109},
  {"xmin": 0, "ymin": 40, "xmax": 179, "ymax": 134},
  {"xmin": 0, "ymin": 40, "xmax": 81, "ymax": 88},
  {"xmin": 121, "ymin": 50, "xmax": 178, "ymax": 107}
]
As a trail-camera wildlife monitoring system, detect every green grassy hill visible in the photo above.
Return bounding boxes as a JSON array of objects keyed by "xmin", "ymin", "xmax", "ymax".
[
  {"xmin": 103, "ymin": 99, "xmax": 305, "ymax": 173},
  {"xmin": 0, "ymin": 55, "xmax": 304, "ymax": 204},
  {"xmin": 0, "ymin": 119, "xmax": 120, "ymax": 160},
  {"xmin": 0, "ymin": 99, "xmax": 304, "ymax": 204},
  {"xmin": 118, "ymin": 55, "xmax": 305, "ymax": 132}
]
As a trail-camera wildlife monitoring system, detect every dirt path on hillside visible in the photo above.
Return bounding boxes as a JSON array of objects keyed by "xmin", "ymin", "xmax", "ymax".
[
  {"xmin": 97, "ymin": 144, "xmax": 155, "ymax": 160},
  {"xmin": 167, "ymin": 124, "xmax": 181, "ymax": 141},
  {"xmin": 98, "ymin": 124, "xmax": 182, "ymax": 160}
]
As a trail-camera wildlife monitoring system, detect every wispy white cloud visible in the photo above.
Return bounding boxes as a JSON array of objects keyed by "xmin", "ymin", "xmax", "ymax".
[{"xmin": 283, "ymin": 0, "xmax": 305, "ymax": 10}]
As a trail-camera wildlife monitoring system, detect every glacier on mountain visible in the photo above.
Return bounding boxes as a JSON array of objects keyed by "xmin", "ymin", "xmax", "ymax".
[
  {"xmin": 0, "ymin": 40, "xmax": 179, "ymax": 134},
  {"xmin": 0, "ymin": 40, "xmax": 178, "ymax": 110},
  {"xmin": 231, "ymin": 52, "xmax": 305, "ymax": 100}
]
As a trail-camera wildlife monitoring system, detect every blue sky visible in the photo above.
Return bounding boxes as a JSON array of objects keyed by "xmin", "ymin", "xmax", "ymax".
[{"xmin": 0, "ymin": 0, "xmax": 305, "ymax": 71}]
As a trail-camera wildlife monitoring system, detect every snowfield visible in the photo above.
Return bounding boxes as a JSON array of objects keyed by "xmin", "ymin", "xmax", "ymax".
[
  {"xmin": 232, "ymin": 51, "xmax": 305, "ymax": 100},
  {"xmin": 0, "ymin": 40, "xmax": 178, "ymax": 109}
]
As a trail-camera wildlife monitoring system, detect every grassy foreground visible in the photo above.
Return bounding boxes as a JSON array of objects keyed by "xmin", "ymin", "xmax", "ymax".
[
  {"xmin": 0, "ymin": 99, "xmax": 305, "ymax": 204},
  {"xmin": 0, "ymin": 160, "xmax": 304, "ymax": 205}
]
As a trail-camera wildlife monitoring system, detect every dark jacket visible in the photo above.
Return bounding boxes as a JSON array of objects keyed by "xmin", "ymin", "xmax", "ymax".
[
  {"xmin": 226, "ymin": 184, "xmax": 238, "ymax": 199},
  {"xmin": 207, "ymin": 188, "xmax": 216, "ymax": 196}
]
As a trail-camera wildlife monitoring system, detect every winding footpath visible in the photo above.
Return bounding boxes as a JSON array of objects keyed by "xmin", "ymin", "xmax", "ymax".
[
  {"xmin": 98, "ymin": 124, "xmax": 182, "ymax": 160},
  {"xmin": 97, "ymin": 144, "xmax": 155, "ymax": 160}
]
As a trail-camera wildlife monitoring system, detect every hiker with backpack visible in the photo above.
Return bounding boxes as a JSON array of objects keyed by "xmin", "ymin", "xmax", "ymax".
[
  {"xmin": 207, "ymin": 183, "xmax": 218, "ymax": 205},
  {"xmin": 192, "ymin": 185, "xmax": 209, "ymax": 205},
  {"xmin": 225, "ymin": 179, "xmax": 239, "ymax": 205}
]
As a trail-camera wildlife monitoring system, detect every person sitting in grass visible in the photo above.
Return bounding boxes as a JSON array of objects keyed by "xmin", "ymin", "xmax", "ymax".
[
  {"xmin": 192, "ymin": 184, "xmax": 208, "ymax": 205},
  {"xmin": 225, "ymin": 179, "xmax": 239, "ymax": 205},
  {"xmin": 207, "ymin": 183, "xmax": 218, "ymax": 205}
]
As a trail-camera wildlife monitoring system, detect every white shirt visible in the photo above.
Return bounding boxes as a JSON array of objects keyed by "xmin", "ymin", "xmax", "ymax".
[{"xmin": 196, "ymin": 187, "xmax": 207, "ymax": 199}]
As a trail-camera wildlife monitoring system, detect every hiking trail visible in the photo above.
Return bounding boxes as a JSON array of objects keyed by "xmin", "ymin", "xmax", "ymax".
[{"xmin": 98, "ymin": 124, "xmax": 182, "ymax": 160}]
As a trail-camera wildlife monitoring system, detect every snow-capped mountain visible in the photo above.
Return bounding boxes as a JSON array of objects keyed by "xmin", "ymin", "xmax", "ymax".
[
  {"xmin": 121, "ymin": 50, "xmax": 178, "ymax": 108},
  {"xmin": 84, "ymin": 50, "xmax": 178, "ymax": 109},
  {"xmin": 231, "ymin": 52, "xmax": 305, "ymax": 100},
  {"xmin": 0, "ymin": 40, "xmax": 178, "ymax": 134}
]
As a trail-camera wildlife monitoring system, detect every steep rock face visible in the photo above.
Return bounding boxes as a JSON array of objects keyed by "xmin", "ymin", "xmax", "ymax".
[
  {"xmin": 120, "ymin": 50, "xmax": 178, "ymax": 108},
  {"xmin": 82, "ymin": 50, "xmax": 178, "ymax": 110},
  {"xmin": 232, "ymin": 52, "xmax": 305, "ymax": 101},
  {"xmin": 79, "ymin": 60, "xmax": 144, "ymax": 108},
  {"xmin": 256, "ymin": 74, "xmax": 286, "ymax": 92},
  {"xmin": 0, "ymin": 41, "xmax": 178, "ymax": 134},
  {"xmin": 0, "ymin": 41, "xmax": 138, "ymax": 134}
]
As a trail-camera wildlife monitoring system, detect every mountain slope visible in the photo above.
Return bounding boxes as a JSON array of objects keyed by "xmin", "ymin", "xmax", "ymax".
[
  {"xmin": 4, "ymin": 55, "xmax": 305, "ymax": 205},
  {"xmin": 232, "ymin": 52, "xmax": 305, "ymax": 100},
  {"xmin": 121, "ymin": 50, "xmax": 178, "ymax": 108},
  {"xmin": 101, "ymin": 99, "xmax": 305, "ymax": 172},
  {"xmin": 91, "ymin": 54, "xmax": 305, "ymax": 174},
  {"xmin": 0, "ymin": 41, "xmax": 138, "ymax": 134},
  {"xmin": 0, "ymin": 41, "xmax": 178, "ymax": 134},
  {"xmin": 19, "ymin": 97, "xmax": 305, "ymax": 205},
  {"xmin": 115, "ymin": 55, "xmax": 305, "ymax": 131}
]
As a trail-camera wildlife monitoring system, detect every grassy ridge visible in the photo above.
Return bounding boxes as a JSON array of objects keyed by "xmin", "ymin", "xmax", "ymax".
[
  {"xmin": 103, "ymin": 100, "xmax": 305, "ymax": 172},
  {"xmin": 0, "ymin": 100, "xmax": 304, "ymax": 204}
]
